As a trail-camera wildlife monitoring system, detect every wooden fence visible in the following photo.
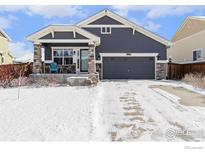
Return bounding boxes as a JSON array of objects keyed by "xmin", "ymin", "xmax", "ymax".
[
  {"xmin": 168, "ymin": 62, "xmax": 205, "ymax": 79},
  {"xmin": 0, "ymin": 63, "xmax": 32, "ymax": 78}
]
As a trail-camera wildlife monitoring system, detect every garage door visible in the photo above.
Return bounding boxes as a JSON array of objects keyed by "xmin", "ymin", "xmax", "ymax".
[{"xmin": 102, "ymin": 57, "xmax": 155, "ymax": 79}]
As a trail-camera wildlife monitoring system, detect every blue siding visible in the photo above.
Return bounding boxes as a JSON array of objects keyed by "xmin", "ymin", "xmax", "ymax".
[
  {"xmin": 88, "ymin": 16, "xmax": 123, "ymax": 25},
  {"xmin": 40, "ymin": 32, "xmax": 87, "ymax": 39},
  {"xmin": 83, "ymin": 27, "xmax": 167, "ymax": 60},
  {"xmin": 43, "ymin": 43, "xmax": 88, "ymax": 60}
]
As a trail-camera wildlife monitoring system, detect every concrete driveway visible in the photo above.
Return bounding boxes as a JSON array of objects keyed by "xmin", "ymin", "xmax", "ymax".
[{"xmin": 93, "ymin": 80, "xmax": 205, "ymax": 141}]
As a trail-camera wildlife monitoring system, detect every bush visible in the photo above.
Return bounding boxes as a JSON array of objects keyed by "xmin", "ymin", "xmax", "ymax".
[
  {"xmin": 0, "ymin": 63, "xmax": 31, "ymax": 88},
  {"xmin": 182, "ymin": 73, "xmax": 205, "ymax": 89}
]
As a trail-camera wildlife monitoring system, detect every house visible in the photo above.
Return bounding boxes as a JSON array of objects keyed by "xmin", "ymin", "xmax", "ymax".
[
  {"xmin": 168, "ymin": 16, "xmax": 205, "ymax": 63},
  {"xmin": 26, "ymin": 9, "xmax": 170, "ymax": 82},
  {"xmin": 0, "ymin": 28, "xmax": 14, "ymax": 65}
]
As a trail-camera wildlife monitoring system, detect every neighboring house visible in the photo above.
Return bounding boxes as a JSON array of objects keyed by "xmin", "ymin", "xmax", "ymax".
[
  {"xmin": 27, "ymin": 9, "xmax": 170, "ymax": 81},
  {"xmin": 168, "ymin": 16, "xmax": 205, "ymax": 63},
  {"xmin": 0, "ymin": 28, "xmax": 13, "ymax": 65}
]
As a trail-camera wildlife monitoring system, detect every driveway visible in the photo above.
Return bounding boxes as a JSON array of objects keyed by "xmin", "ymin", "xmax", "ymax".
[
  {"xmin": 92, "ymin": 80, "xmax": 205, "ymax": 141},
  {"xmin": 0, "ymin": 80, "xmax": 205, "ymax": 141}
]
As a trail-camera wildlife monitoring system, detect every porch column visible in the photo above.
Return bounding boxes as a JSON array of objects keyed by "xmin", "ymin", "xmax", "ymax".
[
  {"xmin": 88, "ymin": 43, "xmax": 99, "ymax": 84},
  {"xmin": 33, "ymin": 42, "xmax": 42, "ymax": 74}
]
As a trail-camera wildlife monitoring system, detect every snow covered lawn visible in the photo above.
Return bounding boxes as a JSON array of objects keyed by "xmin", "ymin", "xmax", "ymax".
[{"xmin": 0, "ymin": 80, "xmax": 205, "ymax": 141}]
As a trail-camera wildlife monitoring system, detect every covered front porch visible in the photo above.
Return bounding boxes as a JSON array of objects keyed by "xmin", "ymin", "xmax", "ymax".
[
  {"xmin": 27, "ymin": 25, "xmax": 100, "ymax": 84},
  {"xmin": 43, "ymin": 46, "xmax": 90, "ymax": 74}
]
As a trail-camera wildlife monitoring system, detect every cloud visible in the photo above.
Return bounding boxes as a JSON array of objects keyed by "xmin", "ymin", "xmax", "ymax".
[
  {"xmin": 112, "ymin": 5, "xmax": 149, "ymax": 17},
  {"xmin": 145, "ymin": 6, "xmax": 205, "ymax": 19},
  {"xmin": 9, "ymin": 41, "xmax": 33, "ymax": 59},
  {"xmin": 0, "ymin": 6, "xmax": 26, "ymax": 12},
  {"xmin": 0, "ymin": 15, "xmax": 17, "ymax": 29},
  {"xmin": 112, "ymin": 5, "xmax": 204, "ymax": 32},
  {"xmin": 145, "ymin": 21, "xmax": 161, "ymax": 31},
  {"xmin": 130, "ymin": 18, "xmax": 161, "ymax": 32},
  {"xmin": 112, "ymin": 5, "xmax": 205, "ymax": 19},
  {"xmin": 0, "ymin": 5, "xmax": 85, "ymax": 19},
  {"xmin": 26, "ymin": 5, "xmax": 84, "ymax": 19}
]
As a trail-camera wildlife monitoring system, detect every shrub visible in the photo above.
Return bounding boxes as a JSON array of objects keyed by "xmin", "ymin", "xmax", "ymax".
[
  {"xmin": 182, "ymin": 73, "xmax": 205, "ymax": 89},
  {"xmin": 0, "ymin": 63, "xmax": 31, "ymax": 88}
]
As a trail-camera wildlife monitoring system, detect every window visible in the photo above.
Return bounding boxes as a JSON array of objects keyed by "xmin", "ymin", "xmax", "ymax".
[
  {"xmin": 53, "ymin": 49, "xmax": 73, "ymax": 65},
  {"xmin": 101, "ymin": 27, "xmax": 111, "ymax": 34},
  {"xmin": 1, "ymin": 56, "xmax": 4, "ymax": 64},
  {"xmin": 193, "ymin": 49, "xmax": 202, "ymax": 61}
]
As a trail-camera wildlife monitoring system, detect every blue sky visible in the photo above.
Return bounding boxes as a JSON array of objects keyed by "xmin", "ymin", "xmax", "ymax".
[{"xmin": 0, "ymin": 5, "xmax": 205, "ymax": 58}]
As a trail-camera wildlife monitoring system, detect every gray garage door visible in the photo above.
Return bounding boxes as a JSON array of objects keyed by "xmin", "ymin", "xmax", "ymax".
[{"xmin": 103, "ymin": 57, "xmax": 155, "ymax": 79}]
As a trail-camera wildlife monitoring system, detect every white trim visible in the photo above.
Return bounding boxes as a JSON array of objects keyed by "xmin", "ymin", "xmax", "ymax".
[
  {"xmin": 38, "ymin": 39, "xmax": 92, "ymax": 43},
  {"xmin": 0, "ymin": 28, "xmax": 11, "ymax": 41},
  {"xmin": 95, "ymin": 60, "xmax": 102, "ymax": 63},
  {"xmin": 44, "ymin": 60, "xmax": 53, "ymax": 63},
  {"xmin": 79, "ymin": 49, "xmax": 89, "ymax": 73},
  {"xmin": 175, "ymin": 60, "xmax": 205, "ymax": 64},
  {"xmin": 100, "ymin": 52, "xmax": 158, "ymax": 80},
  {"xmin": 52, "ymin": 47, "xmax": 89, "ymax": 49},
  {"xmin": 51, "ymin": 30, "xmax": 54, "ymax": 38},
  {"xmin": 82, "ymin": 25, "xmax": 129, "ymax": 28},
  {"xmin": 157, "ymin": 60, "xmax": 169, "ymax": 63},
  {"xmin": 189, "ymin": 16, "xmax": 205, "ymax": 21},
  {"xmin": 73, "ymin": 28, "xmax": 76, "ymax": 38},
  {"xmin": 0, "ymin": 35, "xmax": 9, "ymax": 41},
  {"xmin": 26, "ymin": 25, "xmax": 100, "ymax": 45},
  {"xmin": 155, "ymin": 56, "xmax": 157, "ymax": 80},
  {"xmin": 77, "ymin": 10, "xmax": 170, "ymax": 46},
  {"xmin": 99, "ymin": 53, "xmax": 159, "ymax": 58}
]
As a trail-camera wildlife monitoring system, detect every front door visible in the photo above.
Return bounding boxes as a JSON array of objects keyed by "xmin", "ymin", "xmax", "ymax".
[{"xmin": 80, "ymin": 49, "xmax": 88, "ymax": 72}]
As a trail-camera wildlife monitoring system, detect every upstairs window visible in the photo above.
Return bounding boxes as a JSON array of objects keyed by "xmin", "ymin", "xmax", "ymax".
[
  {"xmin": 193, "ymin": 49, "xmax": 202, "ymax": 61},
  {"xmin": 101, "ymin": 27, "xmax": 111, "ymax": 34}
]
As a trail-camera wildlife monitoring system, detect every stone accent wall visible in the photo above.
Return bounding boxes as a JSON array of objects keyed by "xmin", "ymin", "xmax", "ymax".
[
  {"xmin": 96, "ymin": 63, "xmax": 101, "ymax": 79},
  {"xmin": 88, "ymin": 44, "xmax": 99, "ymax": 84},
  {"xmin": 33, "ymin": 44, "xmax": 42, "ymax": 74},
  {"xmin": 156, "ymin": 62, "xmax": 168, "ymax": 80}
]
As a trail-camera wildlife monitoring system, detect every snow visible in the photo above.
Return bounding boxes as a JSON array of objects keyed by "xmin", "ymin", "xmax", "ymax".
[
  {"xmin": 152, "ymin": 88, "xmax": 181, "ymax": 102},
  {"xmin": 0, "ymin": 80, "xmax": 205, "ymax": 141}
]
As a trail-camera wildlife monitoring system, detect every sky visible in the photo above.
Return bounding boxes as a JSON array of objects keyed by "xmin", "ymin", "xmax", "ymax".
[{"xmin": 0, "ymin": 5, "xmax": 205, "ymax": 58}]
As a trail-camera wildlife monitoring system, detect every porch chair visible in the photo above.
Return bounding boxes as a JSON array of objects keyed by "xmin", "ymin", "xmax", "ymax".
[{"xmin": 49, "ymin": 62, "xmax": 58, "ymax": 73}]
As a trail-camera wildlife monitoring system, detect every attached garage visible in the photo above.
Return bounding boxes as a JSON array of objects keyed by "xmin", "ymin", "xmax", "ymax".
[{"xmin": 102, "ymin": 56, "xmax": 155, "ymax": 79}]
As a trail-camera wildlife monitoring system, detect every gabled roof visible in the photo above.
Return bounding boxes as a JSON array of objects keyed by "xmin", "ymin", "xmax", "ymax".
[
  {"xmin": 26, "ymin": 25, "xmax": 100, "ymax": 45},
  {"xmin": 0, "ymin": 28, "xmax": 11, "ymax": 41},
  {"xmin": 172, "ymin": 16, "xmax": 205, "ymax": 42},
  {"xmin": 77, "ymin": 9, "xmax": 170, "ymax": 46}
]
